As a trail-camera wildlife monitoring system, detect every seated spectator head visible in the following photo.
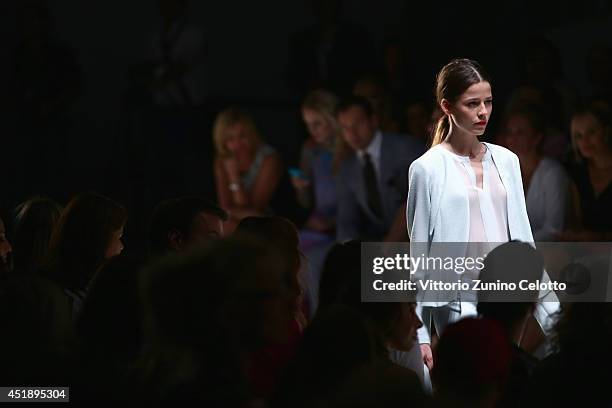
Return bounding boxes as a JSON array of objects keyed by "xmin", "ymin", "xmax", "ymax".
[
  {"xmin": 500, "ymin": 105, "xmax": 547, "ymax": 157},
  {"xmin": 139, "ymin": 238, "xmax": 291, "ymax": 405},
  {"xmin": 318, "ymin": 240, "xmax": 421, "ymax": 352},
  {"xmin": 0, "ymin": 216, "xmax": 12, "ymax": 276},
  {"xmin": 477, "ymin": 241, "xmax": 543, "ymax": 342},
  {"xmin": 45, "ymin": 192, "xmax": 127, "ymax": 292},
  {"xmin": 433, "ymin": 317, "xmax": 512, "ymax": 408},
  {"xmin": 234, "ymin": 216, "xmax": 303, "ymax": 319},
  {"xmin": 12, "ymin": 197, "xmax": 62, "ymax": 275},
  {"xmin": 570, "ymin": 100, "xmax": 612, "ymax": 163},
  {"xmin": 353, "ymin": 75, "xmax": 392, "ymax": 124},
  {"xmin": 335, "ymin": 95, "xmax": 378, "ymax": 152},
  {"xmin": 301, "ymin": 89, "xmax": 340, "ymax": 147},
  {"xmin": 143, "ymin": 238, "xmax": 297, "ymax": 353},
  {"xmin": 431, "ymin": 58, "xmax": 492, "ymax": 147},
  {"xmin": 148, "ymin": 196, "xmax": 228, "ymax": 258},
  {"xmin": 213, "ymin": 108, "xmax": 262, "ymax": 159},
  {"xmin": 273, "ymin": 305, "xmax": 384, "ymax": 407}
]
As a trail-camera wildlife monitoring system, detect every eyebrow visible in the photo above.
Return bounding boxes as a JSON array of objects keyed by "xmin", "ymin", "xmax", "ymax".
[{"xmin": 465, "ymin": 96, "xmax": 493, "ymax": 102}]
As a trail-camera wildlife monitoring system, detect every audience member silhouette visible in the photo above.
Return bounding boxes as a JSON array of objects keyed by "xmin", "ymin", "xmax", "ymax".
[
  {"xmin": 233, "ymin": 216, "xmax": 306, "ymax": 399},
  {"xmin": 148, "ymin": 196, "xmax": 227, "ymax": 259},
  {"xmin": 560, "ymin": 101, "xmax": 612, "ymax": 241},
  {"xmin": 526, "ymin": 302, "xmax": 612, "ymax": 407},
  {"xmin": 353, "ymin": 75, "xmax": 400, "ymax": 133},
  {"xmin": 0, "ymin": 273, "xmax": 75, "ymax": 386},
  {"xmin": 432, "ymin": 317, "xmax": 512, "ymax": 408},
  {"xmin": 477, "ymin": 241, "xmax": 545, "ymax": 408},
  {"xmin": 11, "ymin": 197, "xmax": 62, "ymax": 275},
  {"xmin": 138, "ymin": 238, "xmax": 297, "ymax": 406},
  {"xmin": 73, "ymin": 255, "xmax": 146, "ymax": 405},
  {"xmin": 335, "ymin": 96, "xmax": 424, "ymax": 241},
  {"xmin": 316, "ymin": 240, "xmax": 427, "ymax": 388},
  {"xmin": 42, "ymin": 192, "xmax": 127, "ymax": 315},
  {"xmin": 213, "ymin": 108, "xmax": 302, "ymax": 232},
  {"xmin": 499, "ymin": 107, "xmax": 571, "ymax": 240}
]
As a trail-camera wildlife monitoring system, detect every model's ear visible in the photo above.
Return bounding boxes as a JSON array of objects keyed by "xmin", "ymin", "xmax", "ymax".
[{"xmin": 440, "ymin": 99, "xmax": 452, "ymax": 116}]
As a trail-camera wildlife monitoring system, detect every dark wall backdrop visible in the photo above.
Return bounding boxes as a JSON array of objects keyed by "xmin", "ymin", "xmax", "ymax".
[{"xmin": 1, "ymin": 0, "xmax": 610, "ymax": 224}]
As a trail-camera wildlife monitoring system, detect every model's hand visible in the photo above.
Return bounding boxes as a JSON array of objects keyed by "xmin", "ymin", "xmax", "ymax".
[{"xmin": 420, "ymin": 343, "xmax": 434, "ymax": 370}]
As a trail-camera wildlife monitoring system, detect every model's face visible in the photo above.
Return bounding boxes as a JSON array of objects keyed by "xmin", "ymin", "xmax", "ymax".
[
  {"xmin": 337, "ymin": 106, "xmax": 378, "ymax": 151},
  {"xmin": 0, "ymin": 218, "xmax": 12, "ymax": 268},
  {"xmin": 224, "ymin": 123, "xmax": 252, "ymax": 157},
  {"xmin": 105, "ymin": 227, "xmax": 124, "ymax": 259},
  {"xmin": 444, "ymin": 81, "xmax": 493, "ymax": 137},
  {"xmin": 302, "ymin": 108, "xmax": 335, "ymax": 145},
  {"xmin": 571, "ymin": 113, "xmax": 610, "ymax": 159},
  {"xmin": 504, "ymin": 115, "xmax": 541, "ymax": 156}
]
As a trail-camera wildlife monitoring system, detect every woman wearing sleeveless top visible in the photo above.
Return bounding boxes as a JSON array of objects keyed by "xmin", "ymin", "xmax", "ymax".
[
  {"xmin": 213, "ymin": 108, "xmax": 299, "ymax": 233},
  {"xmin": 406, "ymin": 59, "xmax": 558, "ymax": 370}
]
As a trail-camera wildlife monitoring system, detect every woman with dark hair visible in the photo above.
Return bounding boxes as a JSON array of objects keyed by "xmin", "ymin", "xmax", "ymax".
[
  {"xmin": 233, "ymin": 216, "xmax": 306, "ymax": 400},
  {"xmin": 43, "ymin": 192, "xmax": 127, "ymax": 315},
  {"xmin": 406, "ymin": 58, "xmax": 558, "ymax": 370},
  {"xmin": 560, "ymin": 101, "xmax": 612, "ymax": 241},
  {"xmin": 12, "ymin": 197, "xmax": 62, "ymax": 275}
]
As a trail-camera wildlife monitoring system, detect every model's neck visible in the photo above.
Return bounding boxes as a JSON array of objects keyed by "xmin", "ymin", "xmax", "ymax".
[{"xmin": 444, "ymin": 125, "xmax": 482, "ymax": 156}]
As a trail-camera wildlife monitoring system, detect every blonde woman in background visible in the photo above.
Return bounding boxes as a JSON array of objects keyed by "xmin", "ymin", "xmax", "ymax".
[
  {"xmin": 293, "ymin": 89, "xmax": 343, "ymax": 315},
  {"xmin": 213, "ymin": 108, "xmax": 297, "ymax": 233}
]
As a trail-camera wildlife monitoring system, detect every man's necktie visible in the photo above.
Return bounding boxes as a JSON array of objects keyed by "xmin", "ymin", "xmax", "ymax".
[{"xmin": 363, "ymin": 152, "xmax": 383, "ymax": 218}]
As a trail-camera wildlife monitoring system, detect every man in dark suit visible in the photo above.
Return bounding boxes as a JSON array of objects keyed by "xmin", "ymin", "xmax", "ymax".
[{"xmin": 335, "ymin": 96, "xmax": 425, "ymax": 241}]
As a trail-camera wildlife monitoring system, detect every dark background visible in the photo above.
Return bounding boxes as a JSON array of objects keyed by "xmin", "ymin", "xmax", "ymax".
[{"xmin": 1, "ymin": 0, "xmax": 610, "ymax": 250}]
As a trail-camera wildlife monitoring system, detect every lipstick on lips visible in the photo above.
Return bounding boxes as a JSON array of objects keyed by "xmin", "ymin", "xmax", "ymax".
[{"xmin": 475, "ymin": 120, "xmax": 487, "ymax": 126}]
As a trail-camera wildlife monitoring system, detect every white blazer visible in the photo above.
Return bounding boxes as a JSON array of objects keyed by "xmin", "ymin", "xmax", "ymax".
[
  {"xmin": 406, "ymin": 142, "xmax": 559, "ymax": 339},
  {"xmin": 406, "ymin": 142, "xmax": 534, "ymax": 244}
]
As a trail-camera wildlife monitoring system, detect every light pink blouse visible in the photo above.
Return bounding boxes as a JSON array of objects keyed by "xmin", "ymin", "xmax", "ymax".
[{"xmin": 440, "ymin": 143, "xmax": 510, "ymax": 244}]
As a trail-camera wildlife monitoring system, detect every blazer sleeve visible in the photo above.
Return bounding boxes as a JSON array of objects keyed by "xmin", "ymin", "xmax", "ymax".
[
  {"xmin": 406, "ymin": 160, "xmax": 432, "ymax": 243},
  {"xmin": 511, "ymin": 153, "xmax": 535, "ymax": 244}
]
